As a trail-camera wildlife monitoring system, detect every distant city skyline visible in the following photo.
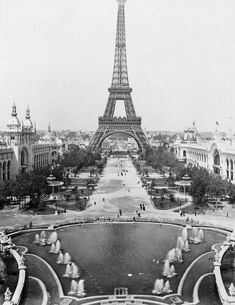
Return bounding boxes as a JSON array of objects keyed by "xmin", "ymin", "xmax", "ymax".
[{"xmin": 1, "ymin": 0, "xmax": 235, "ymax": 132}]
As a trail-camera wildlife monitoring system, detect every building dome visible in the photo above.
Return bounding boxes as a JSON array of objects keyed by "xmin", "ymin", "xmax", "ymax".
[
  {"xmin": 23, "ymin": 119, "xmax": 33, "ymax": 129},
  {"xmin": 22, "ymin": 106, "xmax": 33, "ymax": 130},
  {"xmin": 7, "ymin": 103, "xmax": 21, "ymax": 131}
]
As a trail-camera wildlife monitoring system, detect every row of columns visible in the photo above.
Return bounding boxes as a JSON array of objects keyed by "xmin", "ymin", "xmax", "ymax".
[
  {"xmin": 34, "ymin": 153, "xmax": 49, "ymax": 169},
  {"xmin": 0, "ymin": 160, "xmax": 11, "ymax": 181},
  {"xmin": 226, "ymin": 158, "xmax": 234, "ymax": 181}
]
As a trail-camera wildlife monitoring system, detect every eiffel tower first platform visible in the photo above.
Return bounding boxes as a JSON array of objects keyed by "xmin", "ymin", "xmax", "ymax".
[{"xmin": 89, "ymin": 0, "xmax": 148, "ymax": 151}]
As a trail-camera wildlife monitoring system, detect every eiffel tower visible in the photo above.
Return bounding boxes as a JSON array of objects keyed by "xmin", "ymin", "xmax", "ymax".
[{"xmin": 89, "ymin": 0, "xmax": 148, "ymax": 151}]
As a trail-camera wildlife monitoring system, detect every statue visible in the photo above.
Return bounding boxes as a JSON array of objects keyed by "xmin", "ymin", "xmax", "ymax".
[
  {"xmin": 4, "ymin": 287, "xmax": 12, "ymax": 301},
  {"xmin": 229, "ymin": 283, "xmax": 235, "ymax": 296},
  {"xmin": 214, "ymin": 251, "xmax": 220, "ymax": 263}
]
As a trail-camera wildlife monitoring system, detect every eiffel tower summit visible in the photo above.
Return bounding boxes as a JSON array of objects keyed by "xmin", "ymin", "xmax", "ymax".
[{"xmin": 89, "ymin": 0, "xmax": 148, "ymax": 151}]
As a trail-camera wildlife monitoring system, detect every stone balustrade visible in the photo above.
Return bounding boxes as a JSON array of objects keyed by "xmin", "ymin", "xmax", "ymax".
[
  {"xmin": 0, "ymin": 232, "xmax": 26, "ymax": 305},
  {"xmin": 214, "ymin": 239, "xmax": 235, "ymax": 305}
]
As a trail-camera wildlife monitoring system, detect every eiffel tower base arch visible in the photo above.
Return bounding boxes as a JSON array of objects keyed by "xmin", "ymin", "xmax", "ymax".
[{"xmin": 89, "ymin": 117, "xmax": 148, "ymax": 152}]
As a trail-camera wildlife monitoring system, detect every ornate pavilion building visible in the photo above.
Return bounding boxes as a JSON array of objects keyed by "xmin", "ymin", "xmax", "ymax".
[
  {"xmin": 174, "ymin": 122, "xmax": 235, "ymax": 182},
  {"xmin": 0, "ymin": 104, "xmax": 61, "ymax": 182}
]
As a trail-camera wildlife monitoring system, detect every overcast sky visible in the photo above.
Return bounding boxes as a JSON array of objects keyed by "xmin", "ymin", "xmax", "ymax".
[{"xmin": 1, "ymin": 0, "xmax": 235, "ymax": 132}]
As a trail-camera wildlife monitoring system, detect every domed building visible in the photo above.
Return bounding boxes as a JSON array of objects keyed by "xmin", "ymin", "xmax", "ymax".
[
  {"xmin": 174, "ymin": 122, "xmax": 235, "ymax": 182},
  {"xmin": 0, "ymin": 104, "xmax": 61, "ymax": 181},
  {"xmin": 22, "ymin": 105, "xmax": 34, "ymax": 131}
]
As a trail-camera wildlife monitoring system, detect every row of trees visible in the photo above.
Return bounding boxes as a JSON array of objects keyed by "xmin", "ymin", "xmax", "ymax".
[
  {"xmin": 141, "ymin": 145, "xmax": 184, "ymax": 174},
  {"xmin": 0, "ymin": 166, "xmax": 64, "ymax": 209},
  {"xmin": 188, "ymin": 167, "xmax": 235, "ymax": 205},
  {"xmin": 60, "ymin": 145, "xmax": 101, "ymax": 172},
  {"xmin": 0, "ymin": 146, "xmax": 103, "ymax": 209},
  {"xmin": 141, "ymin": 145, "xmax": 235, "ymax": 205}
]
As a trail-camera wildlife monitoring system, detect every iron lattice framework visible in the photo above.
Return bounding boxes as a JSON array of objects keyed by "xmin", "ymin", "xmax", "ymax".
[{"xmin": 89, "ymin": 0, "xmax": 148, "ymax": 151}]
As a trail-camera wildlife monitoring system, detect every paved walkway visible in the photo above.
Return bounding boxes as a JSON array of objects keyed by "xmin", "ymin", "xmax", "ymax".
[
  {"xmin": 85, "ymin": 157, "xmax": 154, "ymax": 217},
  {"xmin": 0, "ymin": 156, "xmax": 235, "ymax": 232}
]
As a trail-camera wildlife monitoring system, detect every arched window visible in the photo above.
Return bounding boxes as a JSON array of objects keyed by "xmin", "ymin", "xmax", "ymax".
[
  {"xmin": 213, "ymin": 149, "xmax": 220, "ymax": 175},
  {"xmin": 7, "ymin": 160, "xmax": 11, "ymax": 180},
  {"xmin": 21, "ymin": 148, "xmax": 29, "ymax": 173},
  {"xmin": 3, "ymin": 161, "xmax": 6, "ymax": 181},
  {"xmin": 21, "ymin": 150, "xmax": 25, "ymax": 165}
]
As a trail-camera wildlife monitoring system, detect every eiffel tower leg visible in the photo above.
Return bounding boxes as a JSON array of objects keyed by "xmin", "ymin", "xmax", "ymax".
[
  {"xmin": 124, "ymin": 97, "xmax": 136, "ymax": 118},
  {"xmin": 89, "ymin": 129, "xmax": 107, "ymax": 150},
  {"xmin": 134, "ymin": 128, "xmax": 149, "ymax": 150},
  {"xmin": 103, "ymin": 95, "xmax": 116, "ymax": 117}
]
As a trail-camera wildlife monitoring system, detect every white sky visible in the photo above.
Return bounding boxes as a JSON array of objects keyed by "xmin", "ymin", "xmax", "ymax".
[{"xmin": 1, "ymin": 0, "xmax": 235, "ymax": 132}]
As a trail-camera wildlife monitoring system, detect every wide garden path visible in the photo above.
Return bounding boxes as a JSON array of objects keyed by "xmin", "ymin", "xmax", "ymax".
[
  {"xmin": 84, "ymin": 156, "xmax": 154, "ymax": 217},
  {"xmin": 0, "ymin": 156, "xmax": 235, "ymax": 232}
]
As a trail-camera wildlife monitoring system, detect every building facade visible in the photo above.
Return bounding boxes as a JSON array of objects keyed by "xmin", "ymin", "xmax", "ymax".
[
  {"xmin": 174, "ymin": 123, "xmax": 235, "ymax": 181},
  {"xmin": 0, "ymin": 104, "xmax": 61, "ymax": 181}
]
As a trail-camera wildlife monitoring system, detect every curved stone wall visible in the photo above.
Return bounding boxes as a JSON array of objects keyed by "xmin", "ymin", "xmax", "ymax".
[
  {"xmin": 0, "ymin": 233, "xmax": 26, "ymax": 305},
  {"xmin": 213, "ymin": 239, "xmax": 235, "ymax": 305},
  {"xmin": 3, "ymin": 220, "xmax": 234, "ymax": 305}
]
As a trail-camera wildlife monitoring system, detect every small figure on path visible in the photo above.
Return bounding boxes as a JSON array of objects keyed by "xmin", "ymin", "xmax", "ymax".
[
  {"xmin": 138, "ymin": 212, "xmax": 141, "ymax": 217},
  {"xmin": 143, "ymin": 205, "xmax": 145, "ymax": 211},
  {"xmin": 94, "ymin": 201, "xmax": 96, "ymax": 205},
  {"xmin": 140, "ymin": 204, "xmax": 142, "ymax": 210},
  {"xmin": 103, "ymin": 198, "xmax": 105, "ymax": 202},
  {"xmin": 119, "ymin": 209, "xmax": 122, "ymax": 216}
]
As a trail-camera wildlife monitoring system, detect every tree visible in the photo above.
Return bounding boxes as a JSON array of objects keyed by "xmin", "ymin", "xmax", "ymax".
[
  {"xmin": 30, "ymin": 173, "xmax": 47, "ymax": 207},
  {"xmin": 226, "ymin": 182, "xmax": 235, "ymax": 204},
  {"xmin": 14, "ymin": 173, "xmax": 32, "ymax": 208},
  {"xmin": 207, "ymin": 174, "xmax": 227, "ymax": 201},
  {"xmin": 144, "ymin": 145, "xmax": 179, "ymax": 173},
  {"xmin": 60, "ymin": 146, "xmax": 101, "ymax": 169},
  {"xmin": 189, "ymin": 167, "xmax": 209, "ymax": 205},
  {"xmin": 0, "ymin": 180, "xmax": 16, "ymax": 207}
]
